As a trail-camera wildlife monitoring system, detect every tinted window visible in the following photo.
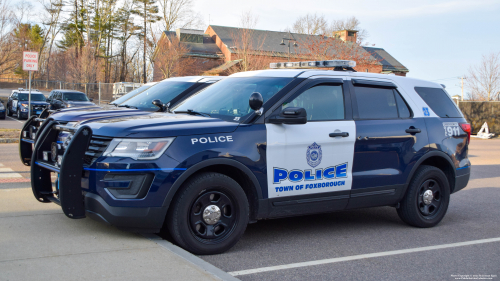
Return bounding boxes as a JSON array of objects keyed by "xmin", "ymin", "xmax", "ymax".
[
  {"xmin": 284, "ymin": 85, "xmax": 344, "ymax": 121},
  {"xmin": 414, "ymin": 87, "xmax": 462, "ymax": 118},
  {"xmin": 123, "ymin": 81, "xmax": 193, "ymax": 111},
  {"xmin": 174, "ymin": 77, "xmax": 292, "ymax": 123},
  {"xmin": 62, "ymin": 92, "xmax": 89, "ymax": 101},
  {"xmin": 394, "ymin": 90, "xmax": 411, "ymax": 118},
  {"xmin": 18, "ymin": 93, "xmax": 46, "ymax": 101},
  {"xmin": 354, "ymin": 87, "xmax": 398, "ymax": 119}
]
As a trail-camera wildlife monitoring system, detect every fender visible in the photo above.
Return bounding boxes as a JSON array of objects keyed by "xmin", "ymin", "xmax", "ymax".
[
  {"xmin": 399, "ymin": 150, "xmax": 456, "ymax": 201},
  {"xmin": 161, "ymin": 157, "xmax": 263, "ymax": 210}
]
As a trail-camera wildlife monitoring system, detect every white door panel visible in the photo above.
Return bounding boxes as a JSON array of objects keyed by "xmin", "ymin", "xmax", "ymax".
[{"xmin": 266, "ymin": 121, "xmax": 356, "ymax": 198}]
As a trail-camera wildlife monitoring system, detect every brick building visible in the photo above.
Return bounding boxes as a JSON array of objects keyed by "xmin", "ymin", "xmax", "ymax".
[{"xmin": 153, "ymin": 25, "xmax": 408, "ymax": 80}]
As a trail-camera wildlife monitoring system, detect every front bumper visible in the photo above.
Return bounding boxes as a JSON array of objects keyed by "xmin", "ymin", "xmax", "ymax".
[{"xmin": 31, "ymin": 122, "xmax": 177, "ymax": 232}]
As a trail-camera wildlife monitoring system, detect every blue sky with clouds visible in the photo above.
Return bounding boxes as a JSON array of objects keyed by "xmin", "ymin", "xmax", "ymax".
[{"xmin": 193, "ymin": 0, "xmax": 500, "ymax": 97}]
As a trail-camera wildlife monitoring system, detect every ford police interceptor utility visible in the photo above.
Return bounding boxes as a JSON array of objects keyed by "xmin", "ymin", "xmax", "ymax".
[
  {"xmin": 30, "ymin": 60, "xmax": 471, "ymax": 255},
  {"xmin": 19, "ymin": 76, "xmax": 222, "ymax": 166}
]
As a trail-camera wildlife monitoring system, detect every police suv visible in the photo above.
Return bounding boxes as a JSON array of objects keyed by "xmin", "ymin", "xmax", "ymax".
[
  {"xmin": 31, "ymin": 60, "xmax": 471, "ymax": 255},
  {"xmin": 20, "ymin": 77, "xmax": 221, "ymax": 166}
]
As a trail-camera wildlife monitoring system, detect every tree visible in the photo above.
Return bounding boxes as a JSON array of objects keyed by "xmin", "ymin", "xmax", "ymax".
[
  {"xmin": 291, "ymin": 13, "xmax": 328, "ymax": 35},
  {"xmin": 115, "ymin": 1, "xmax": 141, "ymax": 81},
  {"xmin": 0, "ymin": 0, "xmax": 17, "ymax": 76},
  {"xmin": 154, "ymin": 34, "xmax": 193, "ymax": 78},
  {"xmin": 297, "ymin": 34, "xmax": 377, "ymax": 70},
  {"xmin": 12, "ymin": 23, "xmax": 44, "ymax": 78},
  {"xmin": 157, "ymin": 0, "xmax": 203, "ymax": 32},
  {"xmin": 465, "ymin": 52, "xmax": 500, "ymax": 101},
  {"xmin": 330, "ymin": 16, "xmax": 368, "ymax": 44},
  {"xmin": 39, "ymin": 0, "xmax": 64, "ymax": 86},
  {"xmin": 132, "ymin": 0, "xmax": 161, "ymax": 83},
  {"xmin": 227, "ymin": 10, "xmax": 274, "ymax": 74}
]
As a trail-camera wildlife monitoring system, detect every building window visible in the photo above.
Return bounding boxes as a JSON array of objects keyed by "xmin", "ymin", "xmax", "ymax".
[{"xmin": 366, "ymin": 69, "xmax": 368, "ymax": 72}]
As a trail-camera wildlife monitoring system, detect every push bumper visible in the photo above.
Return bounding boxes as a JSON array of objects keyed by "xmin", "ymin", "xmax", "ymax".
[
  {"xmin": 31, "ymin": 122, "xmax": 92, "ymax": 218},
  {"xmin": 19, "ymin": 109, "xmax": 53, "ymax": 166}
]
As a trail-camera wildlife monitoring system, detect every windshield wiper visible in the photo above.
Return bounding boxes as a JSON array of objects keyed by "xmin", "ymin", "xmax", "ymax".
[
  {"xmin": 174, "ymin": 109, "xmax": 211, "ymax": 117},
  {"xmin": 118, "ymin": 104, "xmax": 138, "ymax": 109}
]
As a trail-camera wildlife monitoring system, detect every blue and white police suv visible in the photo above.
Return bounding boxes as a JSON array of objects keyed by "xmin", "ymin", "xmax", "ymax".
[{"xmin": 31, "ymin": 60, "xmax": 471, "ymax": 255}]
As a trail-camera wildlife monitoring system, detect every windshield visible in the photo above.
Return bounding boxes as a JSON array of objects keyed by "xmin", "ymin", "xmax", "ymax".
[
  {"xmin": 173, "ymin": 77, "xmax": 292, "ymax": 122},
  {"xmin": 62, "ymin": 92, "xmax": 89, "ymax": 101},
  {"xmin": 111, "ymin": 84, "xmax": 154, "ymax": 105},
  {"xmin": 121, "ymin": 81, "xmax": 194, "ymax": 111},
  {"xmin": 18, "ymin": 93, "xmax": 46, "ymax": 101}
]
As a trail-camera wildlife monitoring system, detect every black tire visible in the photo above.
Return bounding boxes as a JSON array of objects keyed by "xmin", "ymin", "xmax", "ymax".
[
  {"xmin": 167, "ymin": 172, "xmax": 249, "ymax": 255},
  {"xmin": 7, "ymin": 105, "xmax": 12, "ymax": 116},
  {"xmin": 397, "ymin": 165, "xmax": 450, "ymax": 228},
  {"xmin": 17, "ymin": 109, "xmax": 22, "ymax": 120}
]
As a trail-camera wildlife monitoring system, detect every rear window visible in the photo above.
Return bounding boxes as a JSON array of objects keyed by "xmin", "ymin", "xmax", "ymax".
[{"xmin": 414, "ymin": 87, "xmax": 462, "ymax": 118}]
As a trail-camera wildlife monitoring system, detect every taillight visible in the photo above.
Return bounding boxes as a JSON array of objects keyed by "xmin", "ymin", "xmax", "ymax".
[{"xmin": 460, "ymin": 123, "xmax": 471, "ymax": 144}]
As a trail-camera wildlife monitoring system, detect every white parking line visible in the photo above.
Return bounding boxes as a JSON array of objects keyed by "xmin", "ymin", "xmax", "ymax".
[
  {"xmin": 7, "ymin": 116, "xmax": 24, "ymax": 124},
  {"xmin": 228, "ymin": 237, "xmax": 500, "ymax": 276},
  {"xmin": 0, "ymin": 167, "xmax": 23, "ymax": 178}
]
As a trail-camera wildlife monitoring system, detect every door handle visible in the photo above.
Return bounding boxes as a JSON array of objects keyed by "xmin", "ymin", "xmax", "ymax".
[
  {"xmin": 405, "ymin": 128, "xmax": 421, "ymax": 134},
  {"xmin": 329, "ymin": 132, "xmax": 349, "ymax": 138}
]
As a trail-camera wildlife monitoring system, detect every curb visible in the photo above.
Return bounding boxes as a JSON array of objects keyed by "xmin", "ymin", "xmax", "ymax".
[
  {"xmin": 0, "ymin": 138, "xmax": 19, "ymax": 143},
  {"xmin": 141, "ymin": 233, "xmax": 240, "ymax": 281}
]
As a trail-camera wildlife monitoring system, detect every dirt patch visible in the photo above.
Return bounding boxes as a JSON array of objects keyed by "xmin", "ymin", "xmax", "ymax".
[{"xmin": 0, "ymin": 129, "xmax": 21, "ymax": 139}]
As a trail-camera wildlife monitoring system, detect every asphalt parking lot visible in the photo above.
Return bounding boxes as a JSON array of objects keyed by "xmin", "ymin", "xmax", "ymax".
[{"xmin": 0, "ymin": 139, "xmax": 499, "ymax": 280}]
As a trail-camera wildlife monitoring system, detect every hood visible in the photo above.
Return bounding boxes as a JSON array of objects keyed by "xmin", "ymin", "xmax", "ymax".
[
  {"xmin": 64, "ymin": 101, "xmax": 96, "ymax": 107},
  {"xmin": 51, "ymin": 107, "xmax": 152, "ymax": 122},
  {"xmin": 84, "ymin": 113, "xmax": 239, "ymax": 138}
]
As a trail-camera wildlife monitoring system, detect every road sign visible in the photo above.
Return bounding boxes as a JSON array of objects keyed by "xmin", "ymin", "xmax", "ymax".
[{"xmin": 22, "ymin": 51, "xmax": 38, "ymax": 71}]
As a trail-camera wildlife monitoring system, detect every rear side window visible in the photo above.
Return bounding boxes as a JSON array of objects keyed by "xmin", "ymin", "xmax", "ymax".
[
  {"xmin": 354, "ymin": 87, "xmax": 398, "ymax": 119},
  {"xmin": 394, "ymin": 90, "xmax": 411, "ymax": 118},
  {"xmin": 414, "ymin": 87, "xmax": 462, "ymax": 118}
]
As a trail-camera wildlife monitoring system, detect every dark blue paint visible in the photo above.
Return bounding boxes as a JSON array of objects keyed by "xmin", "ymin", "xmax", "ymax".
[
  {"xmin": 352, "ymin": 118, "xmax": 429, "ymax": 189},
  {"xmin": 84, "ymin": 167, "xmax": 187, "ymax": 172}
]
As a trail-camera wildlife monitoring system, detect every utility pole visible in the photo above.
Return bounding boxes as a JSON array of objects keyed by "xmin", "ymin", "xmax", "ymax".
[{"xmin": 460, "ymin": 77, "xmax": 466, "ymax": 101}]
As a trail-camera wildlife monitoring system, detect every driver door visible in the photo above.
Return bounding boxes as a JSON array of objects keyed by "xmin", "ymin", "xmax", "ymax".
[{"xmin": 265, "ymin": 78, "xmax": 356, "ymax": 213}]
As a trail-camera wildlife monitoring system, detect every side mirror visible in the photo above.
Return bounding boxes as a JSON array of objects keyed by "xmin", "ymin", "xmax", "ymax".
[
  {"xmin": 249, "ymin": 92, "xmax": 263, "ymax": 115},
  {"xmin": 152, "ymin": 99, "xmax": 166, "ymax": 112},
  {"xmin": 268, "ymin": 107, "xmax": 307, "ymax": 125},
  {"xmin": 89, "ymin": 98, "xmax": 94, "ymax": 102}
]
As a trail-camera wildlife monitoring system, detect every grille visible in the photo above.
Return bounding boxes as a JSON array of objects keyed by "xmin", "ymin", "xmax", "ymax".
[{"xmin": 83, "ymin": 136, "xmax": 112, "ymax": 166}]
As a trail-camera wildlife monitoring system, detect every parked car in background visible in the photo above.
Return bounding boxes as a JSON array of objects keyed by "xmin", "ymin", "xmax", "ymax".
[
  {"xmin": 19, "ymin": 76, "xmax": 223, "ymax": 166},
  {"xmin": 0, "ymin": 100, "xmax": 5, "ymax": 119},
  {"xmin": 112, "ymin": 82, "xmax": 142, "ymax": 100},
  {"xmin": 47, "ymin": 90, "xmax": 96, "ymax": 110},
  {"xmin": 6, "ymin": 89, "xmax": 49, "ymax": 120}
]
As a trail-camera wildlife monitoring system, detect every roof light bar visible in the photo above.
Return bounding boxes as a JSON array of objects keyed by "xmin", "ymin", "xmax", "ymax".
[{"xmin": 270, "ymin": 60, "xmax": 356, "ymax": 69}]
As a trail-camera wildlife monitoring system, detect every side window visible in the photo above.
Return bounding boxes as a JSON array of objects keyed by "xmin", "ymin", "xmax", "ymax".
[
  {"xmin": 394, "ymin": 90, "xmax": 411, "ymax": 118},
  {"xmin": 354, "ymin": 86, "xmax": 398, "ymax": 119},
  {"xmin": 414, "ymin": 87, "xmax": 462, "ymax": 118},
  {"xmin": 283, "ymin": 84, "xmax": 344, "ymax": 121}
]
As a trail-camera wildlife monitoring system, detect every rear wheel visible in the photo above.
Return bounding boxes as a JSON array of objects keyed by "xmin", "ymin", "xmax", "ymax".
[
  {"xmin": 397, "ymin": 165, "xmax": 450, "ymax": 227},
  {"xmin": 167, "ymin": 172, "xmax": 249, "ymax": 255}
]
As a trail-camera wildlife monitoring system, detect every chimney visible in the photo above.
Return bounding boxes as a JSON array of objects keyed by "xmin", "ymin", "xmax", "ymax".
[{"xmin": 333, "ymin": 30, "xmax": 358, "ymax": 43}]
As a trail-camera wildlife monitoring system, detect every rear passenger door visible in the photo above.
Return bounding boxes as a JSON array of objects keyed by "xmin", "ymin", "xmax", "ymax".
[{"xmin": 348, "ymin": 79, "xmax": 428, "ymax": 208}]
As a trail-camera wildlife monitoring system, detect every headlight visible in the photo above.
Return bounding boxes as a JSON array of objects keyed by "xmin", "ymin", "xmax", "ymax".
[
  {"xmin": 21, "ymin": 103, "xmax": 28, "ymax": 108},
  {"xmin": 0, "ymin": 103, "xmax": 4, "ymax": 110},
  {"xmin": 103, "ymin": 138, "xmax": 175, "ymax": 160}
]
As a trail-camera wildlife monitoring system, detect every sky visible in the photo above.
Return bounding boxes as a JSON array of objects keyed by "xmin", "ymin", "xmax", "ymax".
[{"xmin": 191, "ymin": 0, "xmax": 500, "ymax": 98}]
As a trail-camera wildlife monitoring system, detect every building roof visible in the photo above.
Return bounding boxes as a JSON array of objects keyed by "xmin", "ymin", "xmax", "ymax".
[
  {"xmin": 363, "ymin": 47, "xmax": 409, "ymax": 73},
  {"xmin": 209, "ymin": 25, "xmax": 408, "ymax": 73},
  {"xmin": 163, "ymin": 31, "xmax": 223, "ymax": 59}
]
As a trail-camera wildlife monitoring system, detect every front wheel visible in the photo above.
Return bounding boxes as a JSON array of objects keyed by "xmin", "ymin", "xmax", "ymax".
[
  {"xmin": 167, "ymin": 172, "xmax": 249, "ymax": 255},
  {"xmin": 7, "ymin": 106, "xmax": 12, "ymax": 116},
  {"xmin": 17, "ymin": 109, "xmax": 23, "ymax": 120},
  {"xmin": 397, "ymin": 165, "xmax": 450, "ymax": 228}
]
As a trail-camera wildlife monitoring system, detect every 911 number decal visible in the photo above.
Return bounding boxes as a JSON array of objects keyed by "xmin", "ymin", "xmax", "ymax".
[{"xmin": 443, "ymin": 122, "xmax": 460, "ymax": 137}]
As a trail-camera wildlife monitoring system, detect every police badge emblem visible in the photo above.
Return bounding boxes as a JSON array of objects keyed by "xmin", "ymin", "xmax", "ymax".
[{"xmin": 306, "ymin": 142, "xmax": 322, "ymax": 168}]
